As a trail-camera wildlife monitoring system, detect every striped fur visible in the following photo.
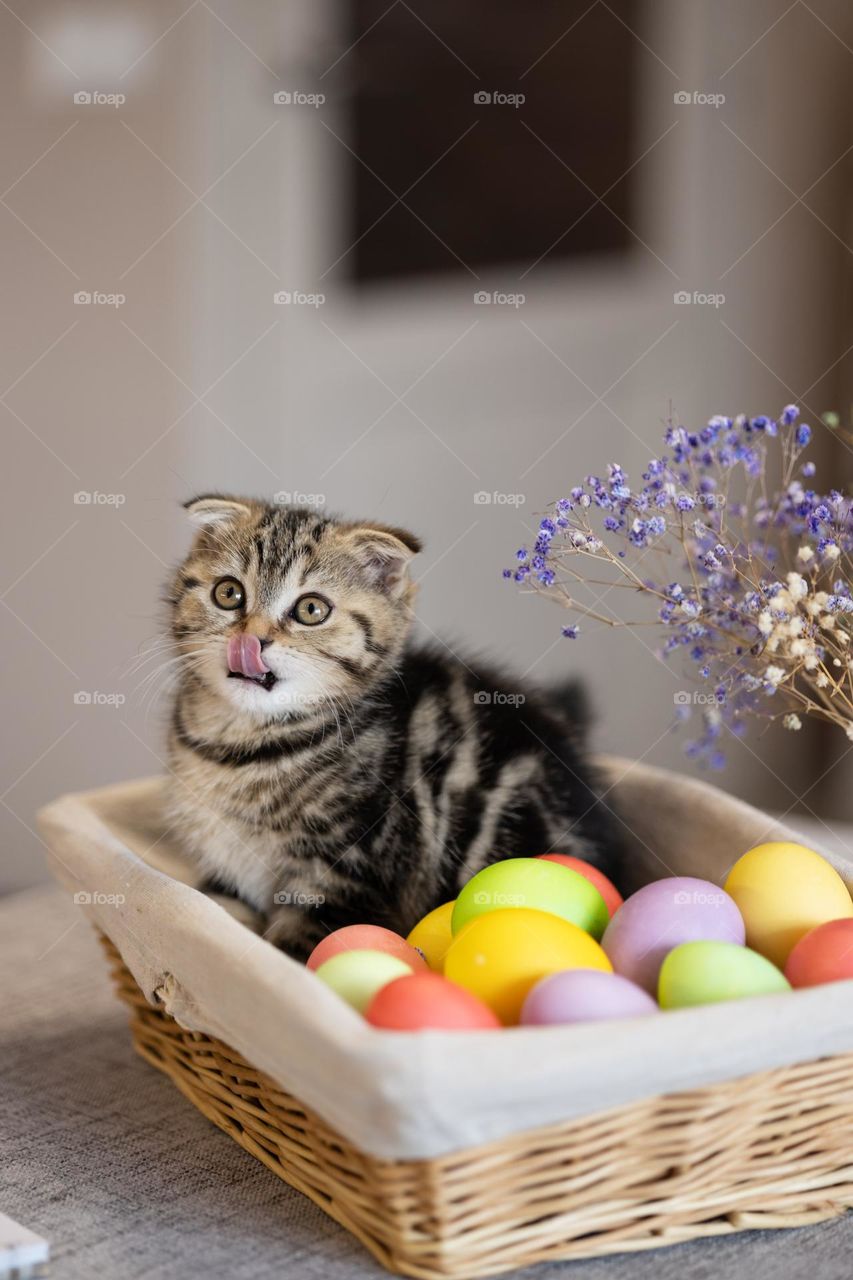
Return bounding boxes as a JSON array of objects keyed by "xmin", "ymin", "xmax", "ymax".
[{"xmin": 165, "ymin": 496, "xmax": 619, "ymax": 959}]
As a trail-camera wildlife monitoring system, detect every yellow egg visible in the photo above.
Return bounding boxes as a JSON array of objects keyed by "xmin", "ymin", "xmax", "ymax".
[
  {"xmin": 443, "ymin": 908, "xmax": 611, "ymax": 1025},
  {"xmin": 724, "ymin": 841, "xmax": 853, "ymax": 968},
  {"xmin": 407, "ymin": 901, "xmax": 455, "ymax": 971}
]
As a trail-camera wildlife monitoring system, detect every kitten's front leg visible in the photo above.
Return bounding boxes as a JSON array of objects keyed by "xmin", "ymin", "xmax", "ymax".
[
  {"xmin": 264, "ymin": 900, "xmax": 328, "ymax": 962},
  {"xmin": 264, "ymin": 880, "xmax": 393, "ymax": 962}
]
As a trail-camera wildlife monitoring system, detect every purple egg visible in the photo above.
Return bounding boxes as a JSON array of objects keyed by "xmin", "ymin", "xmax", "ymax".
[
  {"xmin": 520, "ymin": 969, "xmax": 658, "ymax": 1026},
  {"xmin": 602, "ymin": 876, "xmax": 745, "ymax": 994}
]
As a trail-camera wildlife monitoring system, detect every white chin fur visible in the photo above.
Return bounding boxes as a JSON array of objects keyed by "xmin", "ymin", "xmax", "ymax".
[{"xmin": 217, "ymin": 669, "xmax": 326, "ymax": 719}]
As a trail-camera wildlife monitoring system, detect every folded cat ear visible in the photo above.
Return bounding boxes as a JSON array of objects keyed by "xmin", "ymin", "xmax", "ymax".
[
  {"xmin": 342, "ymin": 523, "xmax": 422, "ymax": 597},
  {"xmin": 183, "ymin": 495, "xmax": 254, "ymax": 529}
]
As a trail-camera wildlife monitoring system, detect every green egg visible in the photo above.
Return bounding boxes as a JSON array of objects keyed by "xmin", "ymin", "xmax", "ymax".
[
  {"xmin": 452, "ymin": 857, "xmax": 609, "ymax": 940},
  {"xmin": 314, "ymin": 949, "xmax": 414, "ymax": 1013},
  {"xmin": 658, "ymin": 940, "xmax": 791, "ymax": 1009}
]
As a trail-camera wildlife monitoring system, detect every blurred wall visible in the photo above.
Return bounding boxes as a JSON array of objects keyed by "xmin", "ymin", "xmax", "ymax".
[{"xmin": 2, "ymin": 0, "xmax": 852, "ymax": 893}]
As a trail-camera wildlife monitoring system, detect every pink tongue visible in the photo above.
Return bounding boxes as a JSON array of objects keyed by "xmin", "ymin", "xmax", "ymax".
[{"xmin": 227, "ymin": 634, "xmax": 270, "ymax": 678}]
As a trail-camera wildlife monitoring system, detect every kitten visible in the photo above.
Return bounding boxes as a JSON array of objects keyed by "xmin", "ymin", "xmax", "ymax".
[{"xmin": 165, "ymin": 495, "xmax": 620, "ymax": 960}]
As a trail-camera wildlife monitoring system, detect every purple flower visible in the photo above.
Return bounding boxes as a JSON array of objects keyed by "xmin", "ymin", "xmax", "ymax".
[{"xmin": 507, "ymin": 402, "xmax": 846, "ymax": 770}]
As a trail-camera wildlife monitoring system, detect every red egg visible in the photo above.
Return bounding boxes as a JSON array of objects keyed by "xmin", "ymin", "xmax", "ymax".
[
  {"xmin": 365, "ymin": 972, "xmax": 502, "ymax": 1030},
  {"xmin": 537, "ymin": 854, "xmax": 624, "ymax": 918},
  {"xmin": 785, "ymin": 918, "xmax": 853, "ymax": 987},
  {"xmin": 306, "ymin": 925, "xmax": 428, "ymax": 973}
]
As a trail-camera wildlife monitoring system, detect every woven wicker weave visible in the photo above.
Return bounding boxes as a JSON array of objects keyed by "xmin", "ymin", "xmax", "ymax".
[{"xmin": 102, "ymin": 938, "xmax": 853, "ymax": 1279}]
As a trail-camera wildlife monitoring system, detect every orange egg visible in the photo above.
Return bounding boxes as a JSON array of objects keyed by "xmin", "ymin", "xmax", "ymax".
[
  {"xmin": 365, "ymin": 972, "xmax": 501, "ymax": 1030},
  {"xmin": 306, "ymin": 924, "xmax": 427, "ymax": 972},
  {"xmin": 785, "ymin": 918, "xmax": 853, "ymax": 987},
  {"xmin": 537, "ymin": 854, "xmax": 624, "ymax": 918}
]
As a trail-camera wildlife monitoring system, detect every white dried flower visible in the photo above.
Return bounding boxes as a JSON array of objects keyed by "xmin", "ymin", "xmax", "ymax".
[{"xmin": 783, "ymin": 714, "xmax": 802, "ymax": 731}]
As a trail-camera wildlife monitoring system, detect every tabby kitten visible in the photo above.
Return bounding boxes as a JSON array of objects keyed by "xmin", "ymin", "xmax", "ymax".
[{"xmin": 165, "ymin": 495, "xmax": 618, "ymax": 960}]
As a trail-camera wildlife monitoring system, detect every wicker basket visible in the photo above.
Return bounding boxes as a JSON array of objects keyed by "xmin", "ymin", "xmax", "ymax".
[{"xmin": 102, "ymin": 936, "xmax": 853, "ymax": 1279}]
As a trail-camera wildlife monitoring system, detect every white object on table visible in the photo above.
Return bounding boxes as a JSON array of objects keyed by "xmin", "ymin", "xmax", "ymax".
[{"xmin": 0, "ymin": 1211, "xmax": 48, "ymax": 1278}]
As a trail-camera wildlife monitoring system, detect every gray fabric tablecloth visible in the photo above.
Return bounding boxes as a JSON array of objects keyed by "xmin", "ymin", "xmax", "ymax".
[{"xmin": 2, "ymin": 876, "xmax": 851, "ymax": 1280}]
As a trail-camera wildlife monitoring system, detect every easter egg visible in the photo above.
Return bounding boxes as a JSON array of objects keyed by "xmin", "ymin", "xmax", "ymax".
[
  {"xmin": 520, "ymin": 969, "xmax": 657, "ymax": 1026},
  {"xmin": 406, "ymin": 902, "xmax": 456, "ymax": 971},
  {"xmin": 785, "ymin": 918, "xmax": 853, "ymax": 988},
  {"xmin": 724, "ymin": 842, "xmax": 853, "ymax": 968},
  {"xmin": 307, "ymin": 925, "xmax": 427, "ymax": 973},
  {"xmin": 314, "ymin": 950, "xmax": 415, "ymax": 1013},
  {"xmin": 658, "ymin": 940, "xmax": 790, "ymax": 1008},
  {"xmin": 601, "ymin": 877, "xmax": 745, "ymax": 994},
  {"xmin": 452, "ymin": 858, "xmax": 609, "ymax": 940},
  {"xmin": 537, "ymin": 854, "xmax": 624, "ymax": 918},
  {"xmin": 365, "ymin": 972, "xmax": 501, "ymax": 1030},
  {"xmin": 444, "ymin": 907, "xmax": 611, "ymax": 1024}
]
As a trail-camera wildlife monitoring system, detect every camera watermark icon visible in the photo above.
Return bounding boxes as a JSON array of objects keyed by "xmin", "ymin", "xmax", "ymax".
[
  {"xmin": 272, "ymin": 90, "xmax": 325, "ymax": 108},
  {"xmin": 273, "ymin": 890, "xmax": 326, "ymax": 906},
  {"xmin": 74, "ymin": 291, "xmax": 126, "ymax": 308},
  {"xmin": 696, "ymin": 492, "xmax": 727, "ymax": 509},
  {"xmin": 73, "ymin": 491, "xmax": 126, "ymax": 506},
  {"xmin": 73, "ymin": 691, "xmax": 126, "ymax": 707},
  {"xmin": 73, "ymin": 890, "xmax": 126, "ymax": 905},
  {"xmin": 674, "ymin": 690, "xmax": 721, "ymax": 706},
  {"xmin": 474, "ymin": 490, "xmax": 525, "ymax": 507},
  {"xmin": 474, "ymin": 289, "xmax": 525, "ymax": 308},
  {"xmin": 673, "ymin": 290, "xmax": 725, "ymax": 308},
  {"xmin": 474, "ymin": 691, "xmax": 526, "ymax": 707},
  {"xmin": 473, "ymin": 90, "xmax": 525, "ymax": 108},
  {"xmin": 73, "ymin": 90, "xmax": 126, "ymax": 108},
  {"xmin": 273, "ymin": 490, "xmax": 326, "ymax": 507},
  {"xmin": 673, "ymin": 889, "xmax": 726, "ymax": 906},
  {"xmin": 673, "ymin": 90, "xmax": 725, "ymax": 108},
  {"xmin": 273, "ymin": 290, "xmax": 325, "ymax": 307}
]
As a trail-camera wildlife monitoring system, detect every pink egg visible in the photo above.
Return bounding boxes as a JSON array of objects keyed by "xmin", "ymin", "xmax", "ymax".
[
  {"xmin": 602, "ymin": 877, "xmax": 745, "ymax": 994},
  {"xmin": 306, "ymin": 925, "xmax": 428, "ymax": 973},
  {"xmin": 520, "ymin": 969, "xmax": 657, "ymax": 1025},
  {"xmin": 785, "ymin": 918, "xmax": 853, "ymax": 987},
  {"xmin": 365, "ymin": 972, "xmax": 501, "ymax": 1030}
]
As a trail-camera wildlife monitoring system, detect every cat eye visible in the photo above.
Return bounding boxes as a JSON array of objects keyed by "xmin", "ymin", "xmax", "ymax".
[
  {"xmin": 211, "ymin": 577, "xmax": 246, "ymax": 611},
  {"xmin": 291, "ymin": 594, "xmax": 332, "ymax": 626}
]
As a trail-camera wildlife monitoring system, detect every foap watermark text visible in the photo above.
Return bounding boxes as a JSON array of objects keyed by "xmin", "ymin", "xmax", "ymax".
[
  {"xmin": 74, "ymin": 491, "xmax": 125, "ymax": 506},
  {"xmin": 474, "ymin": 290, "xmax": 525, "ymax": 308},
  {"xmin": 273, "ymin": 91, "xmax": 325, "ymax": 108},
  {"xmin": 474, "ymin": 490, "xmax": 525, "ymax": 507},
  {"xmin": 674, "ymin": 90, "xmax": 725, "ymax": 109},
  {"xmin": 674, "ymin": 290, "xmax": 725, "ymax": 308},
  {"xmin": 474, "ymin": 91, "xmax": 525, "ymax": 108},
  {"xmin": 474, "ymin": 691, "xmax": 525, "ymax": 707}
]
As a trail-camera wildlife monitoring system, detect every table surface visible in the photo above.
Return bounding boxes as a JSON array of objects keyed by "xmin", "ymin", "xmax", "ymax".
[{"xmin": 3, "ymin": 814, "xmax": 852, "ymax": 1280}]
